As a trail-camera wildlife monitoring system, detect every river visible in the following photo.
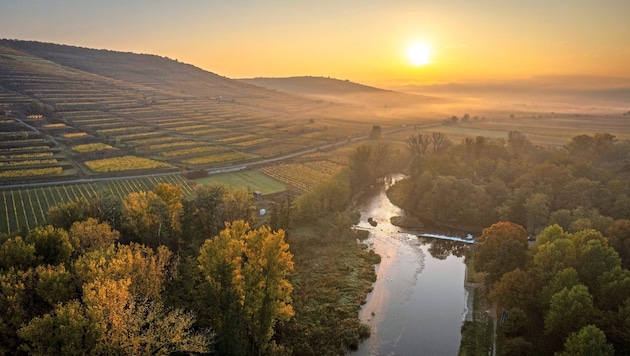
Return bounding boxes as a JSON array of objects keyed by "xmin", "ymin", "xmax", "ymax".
[{"xmin": 353, "ymin": 175, "xmax": 469, "ymax": 356}]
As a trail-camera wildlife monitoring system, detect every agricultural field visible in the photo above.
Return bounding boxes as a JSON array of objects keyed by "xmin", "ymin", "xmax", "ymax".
[
  {"xmin": 83, "ymin": 155, "xmax": 171, "ymax": 173},
  {"xmin": 195, "ymin": 170, "xmax": 287, "ymax": 195},
  {"xmin": 0, "ymin": 117, "xmax": 72, "ymax": 182},
  {"xmin": 385, "ymin": 115, "xmax": 630, "ymax": 147},
  {"xmin": 260, "ymin": 160, "xmax": 344, "ymax": 192},
  {"xmin": 0, "ymin": 174, "xmax": 196, "ymax": 236}
]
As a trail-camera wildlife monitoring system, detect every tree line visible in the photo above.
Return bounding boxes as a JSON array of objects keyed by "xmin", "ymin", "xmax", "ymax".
[
  {"xmin": 391, "ymin": 131, "xmax": 630, "ymax": 237},
  {"xmin": 0, "ymin": 183, "xmax": 293, "ymax": 355}
]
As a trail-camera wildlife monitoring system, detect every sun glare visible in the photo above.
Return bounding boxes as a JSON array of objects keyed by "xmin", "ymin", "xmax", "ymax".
[{"xmin": 407, "ymin": 43, "xmax": 431, "ymax": 66}]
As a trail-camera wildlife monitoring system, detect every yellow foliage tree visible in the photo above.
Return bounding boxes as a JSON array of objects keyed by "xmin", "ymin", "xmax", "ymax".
[{"xmin": 198, "ymin": 221, "xmax": 294, "ymax": 355}]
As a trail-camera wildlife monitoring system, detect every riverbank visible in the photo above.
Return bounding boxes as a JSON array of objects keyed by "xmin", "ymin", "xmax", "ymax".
[
  {"xmin": 282, "ymin": 221, "xmax": 380, "ymax": 354},
  {"xmin": 458, "ymin": 250, "xmax": 494, "ymax": 356}
]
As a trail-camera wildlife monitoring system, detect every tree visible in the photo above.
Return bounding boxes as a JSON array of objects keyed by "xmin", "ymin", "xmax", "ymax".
[
  {"xmin": 474, "ymin": 222, "xmax": 528, "ymax": 286},
  {"xmin": 25, "ymin": 225, "xmax": 76, "ymax": 265},
  {"xmin": 74, "ymin": 243, "xmax": 173, "ymax": 299},
  {"xmin": 524, "ymin": 193, "xmax": 550, "ymax": 234},
  {"xmin": 545, "ymin": 284, "xmax": 597, "ymax": 341},
  {"xmin": 407, "ymin": 134, "xmax": 431, "ymax": 156},
  {"xmin": 48, "ymin": 197, "xmax": 94, "ymax": 230},
  {"xmin": 182, "ymin": 184, "xmax": 229, "ymax": 246},
  {"xmin": 69, "ymin": 218, "xmax": 120, "ymax": 253},
  {"xmin": 121, "ymin": 190, "xmax": 171, "ymax": 248},
  {"xmin": 507, "ymin": 131, "xmax": 531, "ymax": 156},
  {"xmin": 557, "ymin": 325, "xmax": 614, "ymax": 356},
  {"xmin": 431, "ymin": 132, "xmax": 449, "ymax": 154},
  {"xmin": 82, "ymin": 278, "xmax": 209, "ymax": 355},
  {"xmin": 0, "ymin": 236, "xmax": 36, "ymax": 271},
  {"xmin": 606, "ymin": 219, "xmax": 630, "ymax": 270},
  {"xmin": 198, "ymin": 221, "xmax": 294, "ymax": 355},
  {"xmin": 17, "ymin": 300, "xmax": 101, "ymax": 356},
  {"xmin": 221, "ymin": 188, "xmax": 254, "ymax": 225},
  {"xmin": 489, "ymin": 269, "xmax": 536, "ymax": 310},
  {"xmin": 154, "ymin": 183, "xmax": 184, "ymax": 236},
  {"xmin": 35, "ymin": 264, "xmax": 75, "ymax": 306},
  {"xmin": 369, "ymin": 125, "xmax": 382, "ymax": 140},
  {"xmin": 501, "ymin": 337, "xmax": 533, "ymax": 356}
]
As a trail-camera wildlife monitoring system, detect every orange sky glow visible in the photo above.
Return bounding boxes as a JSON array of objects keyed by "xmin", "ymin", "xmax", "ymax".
[{"xmin": 2, "ymin": 0, "xmax": 629, "ymax": 89}]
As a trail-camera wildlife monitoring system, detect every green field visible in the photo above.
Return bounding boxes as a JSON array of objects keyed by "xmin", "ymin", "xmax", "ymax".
[
  {"xmin": 0, "ymin": 174, "xmax": 196, "ymax": 236},
  {"xmin": 195, "ymin": 169, "xmax": 286, "ymax": 194}
]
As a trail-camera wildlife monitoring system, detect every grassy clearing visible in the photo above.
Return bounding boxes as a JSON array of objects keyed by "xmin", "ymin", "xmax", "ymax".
[{"xmin": 195, "ymin": 169, "xmax": 286, "ymax": 194}]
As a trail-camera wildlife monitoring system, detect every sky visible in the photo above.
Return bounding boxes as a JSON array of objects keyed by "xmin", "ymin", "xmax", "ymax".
[{"xmin": 2, "ymin": 0, "xmax": 630, "ymax": 89}]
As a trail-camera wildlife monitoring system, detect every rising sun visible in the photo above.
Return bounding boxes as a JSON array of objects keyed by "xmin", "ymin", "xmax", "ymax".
[{"xmin": 407, "ymin": 43, "xmax": 431, "ymax": 66}]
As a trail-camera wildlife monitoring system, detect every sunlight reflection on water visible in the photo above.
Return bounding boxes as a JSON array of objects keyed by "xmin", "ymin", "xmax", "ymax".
[{"xmin": 353, "ymin": 175, "xmax": 467, "ymax": 356}]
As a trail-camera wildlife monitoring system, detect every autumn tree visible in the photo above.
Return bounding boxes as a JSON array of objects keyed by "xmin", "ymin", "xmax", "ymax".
[
  {"xmin": 489, "ymin": 269, "xmax": 536, "ymax": 311},
  {"xmin": 69, "ymin": 218, "xmax": 120, "ymax": 253},
  {"xmin": 82, "ymin": 278, "xmax": 209, "ymax": 355},
  {"xmin": 74, "ymin": 242, "xmax": 173, "ymax": 299},
  {"xmin": 121, "ymin": 190, "xmax": 172, "ymax": 248},
  {"xmin": 25, "ymin": 225, "xmax": 77, "ymax": 265},
  {"xmin": 474, "ymin": 222, "xmax": 529, "ymax": 286},
  {"xmin": 198, "ymin": 221, "xmax": 294, "ymax": 355},
  {"xmin": 154, "ymin": 183, "xmax": 184, "ymax": 236},
  {"xmin": 0, "ymin": 236, "xmax": 36, "ymax": 270}
]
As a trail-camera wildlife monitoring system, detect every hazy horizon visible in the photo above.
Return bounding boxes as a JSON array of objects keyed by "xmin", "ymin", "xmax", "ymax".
[{"xmin": 2, "ymin": 0, "xmax": 630, "ymax": 90}]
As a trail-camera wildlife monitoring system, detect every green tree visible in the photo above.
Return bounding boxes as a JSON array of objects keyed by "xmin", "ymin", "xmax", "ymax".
[
  {"xmin": 556, "ymin": 325, "xmax": 614, "ymax": 356},
  {"xmin": 48, "ymin": 197, "xmax": 95, "ymax": 230},
  {"xmin": 501, "ymin": 337, "xmax": 533, "ymax": 356},
  {"xmin": 545, "ymin": 284, "xmax": 597, "ymax": 341},
  {"xmin": 606, "ymin": 219, "xmax": 630, "ymax": 270}
]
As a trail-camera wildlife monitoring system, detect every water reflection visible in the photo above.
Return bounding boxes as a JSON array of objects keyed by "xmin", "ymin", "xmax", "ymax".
[
  {"xmin": 353, "ymin": 175, "xmax": 467, "ymax": 356},
  {"xmin": 418, "ymin": 237, "xmax": 469, "ymax": 260}
]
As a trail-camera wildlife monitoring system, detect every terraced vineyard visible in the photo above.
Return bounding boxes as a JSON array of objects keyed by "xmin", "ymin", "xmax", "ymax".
[
  {"xmin": 0, "ymin": 40, "xmax": 384, "ymax": 181},
  {"xmin": 0, "ymin": 174, "xmax": 196, "ymax": 235}
]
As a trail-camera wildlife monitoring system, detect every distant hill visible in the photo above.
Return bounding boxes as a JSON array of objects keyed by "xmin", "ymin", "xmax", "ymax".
[
  {"xmin": 1, "ymin": 40, "xmax": 321, "ymax": 113},
  {"xmin": 241, "ymin": 76, "xmax": 389, "ymax": 96},
  {"xmin": 241, "ymin": 76, "xmax": 440, "ymax": 117}
]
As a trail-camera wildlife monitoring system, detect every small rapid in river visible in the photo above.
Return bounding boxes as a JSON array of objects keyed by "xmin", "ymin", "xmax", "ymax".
[{"xmin": 353, "ymin": 175, "xmax": 468, "ymax": 356}]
